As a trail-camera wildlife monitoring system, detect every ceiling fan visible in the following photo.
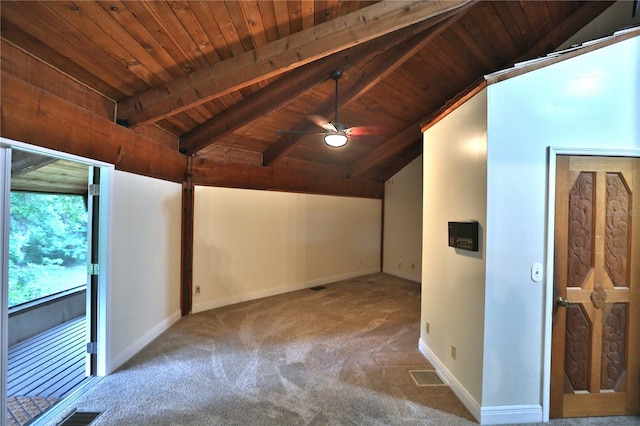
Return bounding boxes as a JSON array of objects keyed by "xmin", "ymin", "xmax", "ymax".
[{"xmin": 280, "ymin": 70, "xmax": 389, "ymax": 148}]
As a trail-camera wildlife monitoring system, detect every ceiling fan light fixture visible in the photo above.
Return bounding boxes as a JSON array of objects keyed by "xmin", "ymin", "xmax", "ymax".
[{"xmin": 324, "ymin": 131, "xmax": 348, "ymax": 148}]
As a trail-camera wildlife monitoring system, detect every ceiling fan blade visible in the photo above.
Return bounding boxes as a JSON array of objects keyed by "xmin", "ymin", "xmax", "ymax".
[
  {"xmin": 344, "ymin": 125, "xmax": 394, "ymax": 137},
  {"xmin": 307, "ymin": 115, "xmax": 337, "ymax": 132}
]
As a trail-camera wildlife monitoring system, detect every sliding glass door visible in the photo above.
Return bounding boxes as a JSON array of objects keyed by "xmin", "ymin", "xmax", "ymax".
[{"xmin": 1, "ymin": 138, "xmax": 112, "ymax": 425}]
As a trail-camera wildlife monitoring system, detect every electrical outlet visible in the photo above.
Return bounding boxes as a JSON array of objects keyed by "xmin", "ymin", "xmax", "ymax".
[
  {"xmin": 411, "ymin": 262, "xmax": 415, "ymax": 269},
  {"xmin": 451, "ymin": 344, "xmax": 457, "ymax": 360},
  {"xmin": 194, "ymin": 286, "xmax": 201, "ymax": 296},
  {"xmin": 425, "ymin": 321, "xmax": 430, "ymax": 334}
]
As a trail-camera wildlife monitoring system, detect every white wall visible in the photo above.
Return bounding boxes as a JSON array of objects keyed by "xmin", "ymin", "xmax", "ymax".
[
  {"xmin": 109, "ymin": 171, "xmax": 182, "ymax": 370},
  {"xmin": 482, "ymin": 34, "xmax": 639, "ymax": 421},
  {"xmin": 383, "ymin": 156, "xmax": 422, "ymax": 282},
  {"xmin": 420, "ymin": 89, "xmax": 488, "ymax": 413},
  {"xmin": 420, "ymin": 33, "xmax": 639, "ymax": 425},
  {"xmin": 192, "ymin": 187, "xmax": 381, "ymax": 312}
]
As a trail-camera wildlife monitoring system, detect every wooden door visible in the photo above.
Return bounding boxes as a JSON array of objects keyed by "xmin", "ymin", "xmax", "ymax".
[{"xmin": 551, "ymin": 155, "xmax": 640, "ymax": 418}]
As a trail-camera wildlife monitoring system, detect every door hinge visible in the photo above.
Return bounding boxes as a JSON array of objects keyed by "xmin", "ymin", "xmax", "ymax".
[
  {"xmin": 89, "ymin": 184, "xmax": 100, "ymax": 196},
  {"xmin": 86, "ymin": 342, "xmax": 98, "ymax": 354},
  {"xmin": 87, "ymin": 263, "xmax": 99, "ymax": 276}
]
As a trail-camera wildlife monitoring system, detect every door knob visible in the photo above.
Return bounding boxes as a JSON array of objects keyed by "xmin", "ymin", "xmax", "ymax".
[{"xmin": 556, "ymin": 297, "xmax": 570, "ymax": 308}]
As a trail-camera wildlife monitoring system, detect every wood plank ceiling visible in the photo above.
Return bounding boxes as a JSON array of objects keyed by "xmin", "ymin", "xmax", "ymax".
[{"xmin": 0, "ymin": 1, "xmax": 616, "ymax": 198}]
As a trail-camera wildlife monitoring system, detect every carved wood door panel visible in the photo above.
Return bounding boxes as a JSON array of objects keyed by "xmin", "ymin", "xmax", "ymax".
[{"xmin": 551, "ymin": 155, "xmax": 640, "ymax": 418}]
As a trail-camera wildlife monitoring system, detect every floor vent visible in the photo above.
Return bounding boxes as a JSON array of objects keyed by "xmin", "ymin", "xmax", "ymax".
[
  {"xmin": 309, "ymin": 285, "xmax": 327, "ymax": 291},
  {"xmin": 409, "ymin": 370, "xmax": 445, "ymax": 386},
  {"xmin": 57, "ymin": 410, "xmax": 102, "ymax": 426}
]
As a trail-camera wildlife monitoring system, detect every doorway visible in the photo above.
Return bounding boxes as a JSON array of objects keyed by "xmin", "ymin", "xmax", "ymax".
[
  {"xmin": 1, "ymin": 139, "xmax": 111, "ymax": 426},
  {"xmin": 550, "ymin": 154, "xmax": 640, "ymax": 418}
]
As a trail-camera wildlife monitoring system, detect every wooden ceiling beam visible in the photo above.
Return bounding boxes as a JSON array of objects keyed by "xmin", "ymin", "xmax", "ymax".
[
  {"xmin": 117, "ymin": 0, "xmax": 471, "ymax": 127},
  {"xmin": 381, "ymin": 140, "xmax": 423, "ymax": 182},
  {"xmin": 347, "ymin": 121, "xmax": 422, "ymax": 179},
  {"xmin": 350, "ymin": 78, "xmax": 477, "ymax": 183},
  {"xmin": 351, "ymin": 2, "xmax": 615, "ymax": 181},
  {"xmin": 180, "ymin": 5, "xmax": 472, "ymax": 156},
  {"xmin": 0, "ymin": 18, "xmax": 123, "ymax": 101},
  {"xmin": 262, "ymin": 5, "xmax": 473, "ymax": 167},
  {"xmin": 1, "ymin": 72, "xmax": 187, "ymax": 183},
  {"xmin": 179, "ymin": 30, "xmax": 395, "ymax": 155},
  {"xmin": 191, "ymin": 158, "xmax": 383, "ymax": 199}
]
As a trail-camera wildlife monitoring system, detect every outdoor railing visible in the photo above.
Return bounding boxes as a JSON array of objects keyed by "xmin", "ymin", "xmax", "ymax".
[{"xmin": 8, "ymin": 286, "xmax": 86, "ymax": 346}]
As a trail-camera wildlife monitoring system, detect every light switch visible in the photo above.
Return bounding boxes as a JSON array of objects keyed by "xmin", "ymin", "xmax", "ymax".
[{"xmin": 531, "ymin": 263, "xmax": 543, "ymax": 282}]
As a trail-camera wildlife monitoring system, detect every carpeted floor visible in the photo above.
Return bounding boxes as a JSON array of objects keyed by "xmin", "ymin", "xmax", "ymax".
[
  {"xmin": 61, "ymin": 274, "xmax": 478, "ymax": 425},
  {"xmin": 55, "ymin": 273, "xmax": 640, "ymax": 425},
  {"xmin": 7, "ymin": 396, "xmax": 58, "ymax": 426}
]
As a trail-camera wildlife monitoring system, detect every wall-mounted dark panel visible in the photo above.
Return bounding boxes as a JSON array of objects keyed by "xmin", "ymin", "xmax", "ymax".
[{"xmin": 448, "ymin": 221, "xmax": 479, "ymax": 251}]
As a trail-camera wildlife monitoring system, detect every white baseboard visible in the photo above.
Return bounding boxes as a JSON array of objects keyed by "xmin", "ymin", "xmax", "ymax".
[
  {"xmin": 419, "ymin": 338, "xmax": 482, "ymax": 423},
  {"xmin": 109, "ymin": 309, "xmax": 181, "ymax": 372},
  {"xmin": 418, "ymin": 339, "xmax": 543, "ymax": 425},
  {"xmin": 192, "ymin": 268, "xmax": 381, "ymax": 314},
  {"xmin": 480, "ymin": 405, "xmax": 543, "ymax": 425},
  {"xmin": 192, "ymin": 294, "xmax": 244, "ymax": 313}
]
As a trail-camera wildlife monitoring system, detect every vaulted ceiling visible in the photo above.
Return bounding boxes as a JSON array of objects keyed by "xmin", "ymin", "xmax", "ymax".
[{"xmin": 0, "ymin": 1, "xmax": 619, "ymax": 198}]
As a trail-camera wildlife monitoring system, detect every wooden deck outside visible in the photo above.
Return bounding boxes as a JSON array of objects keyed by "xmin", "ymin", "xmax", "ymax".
[{"xmin": 8, "ymin": 316, "xmax": 88, "ymax": 399}]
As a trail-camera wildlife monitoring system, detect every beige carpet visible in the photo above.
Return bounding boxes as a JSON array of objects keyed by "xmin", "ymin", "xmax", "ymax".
[
  {"xmin": 7, "ymin": 396, "xmax": 58, "ymax": 426},
  {"xmin": 55, "ymin": 273, "xmax": 640, "ymax": 425},
  {"xmin": 61, "ymin": 273, "xmax": 477, "ymax": 425}
]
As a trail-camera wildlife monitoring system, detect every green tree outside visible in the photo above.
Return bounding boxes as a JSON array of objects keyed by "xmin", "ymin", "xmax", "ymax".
[{"xmin": 9, "ymin": 192, "xmax": 88, "ymax": 307}]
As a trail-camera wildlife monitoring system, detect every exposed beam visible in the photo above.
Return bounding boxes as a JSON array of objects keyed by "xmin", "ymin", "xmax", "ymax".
[
  {"xmin": 117, "ymin": 0, "xmax": 471, "ymax": 127},
  {"xmin": 178, "ymin": 13, "xmax": 466, "ymax": 156},
  {"xmin": 262, "ymin": 11, "xmax": 468, "ymax": 166},
  {"xmin": 180, "ymin": 29, "xmax": 395, "ymax": 155},
  {"xmin": 179, "ymin": 59, "xmax": 336, "ymax": 155},
  {"xmin": 1, "ymin": 72, "xmax": 187, "ymax": 183},
  {"xmin": 0, "ymin": 17, "xmax": 127, "ymax": 101},
  {"xmin": 356, "ymin": 80, "xmax": 486, "ymax": 180},
  {"xmin": 1, "ymin": 36, "xmax": 117, "ymax": 118},
  {"xmin": 358, "ymin": 2, "xmax": 615, "ymax": 182},
  {"xmin": 191, "ymin": 159, "xmax": 383, "ymax": 199},
  {"xmin": 347, "ymin": 122, "xmax": 422, "ymax": 179},
  {"xmin": 361, "ymin": 2, "xmax": 612, "ymax": 181},
  {"xmin": 381, "ymin": 140, "xmax": 423, "ymax": 182}
]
